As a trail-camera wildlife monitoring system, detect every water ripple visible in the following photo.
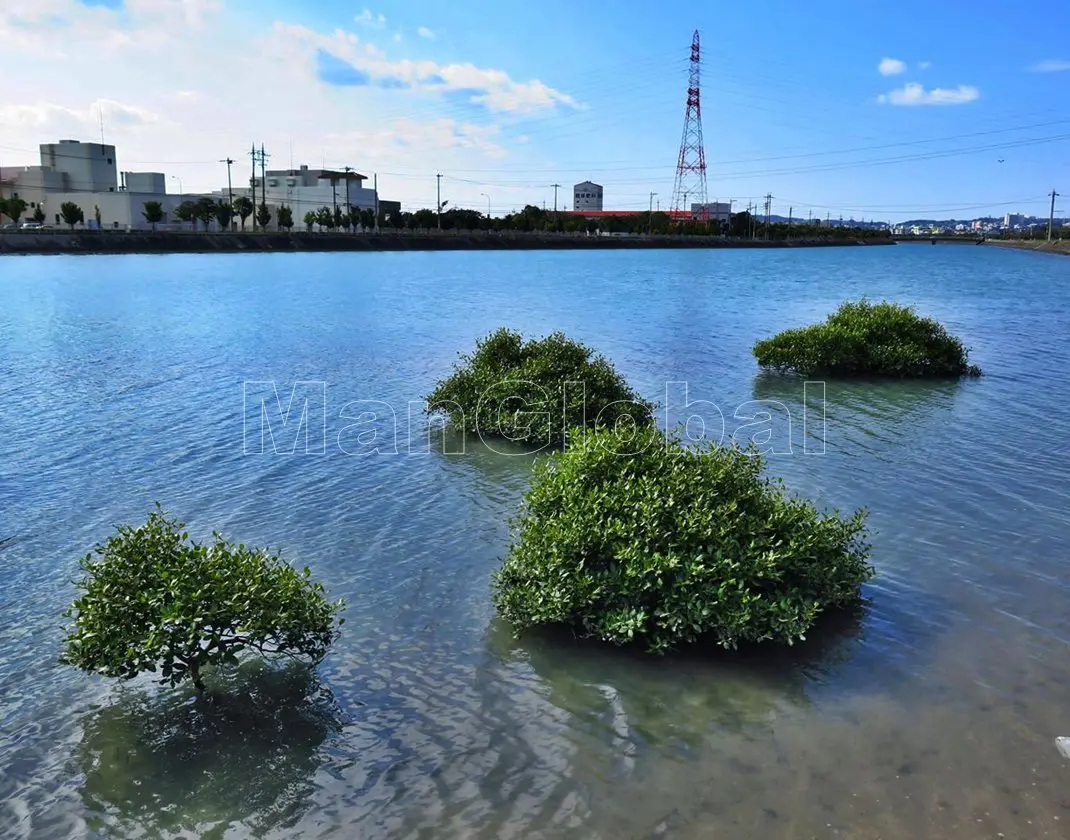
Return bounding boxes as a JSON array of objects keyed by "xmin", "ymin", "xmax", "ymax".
[{"xmin": 1, "ymin": 246, "xmax": 1069, "ymax": 838}]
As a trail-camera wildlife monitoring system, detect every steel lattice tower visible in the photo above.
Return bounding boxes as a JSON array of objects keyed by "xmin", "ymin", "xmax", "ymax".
[{"xmin": 670, "ymin": 30, "xmax": 708, "ymax": 219}]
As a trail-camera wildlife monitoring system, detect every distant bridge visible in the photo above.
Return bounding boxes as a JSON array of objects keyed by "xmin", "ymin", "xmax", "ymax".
[{"xmin": 891, "ymin": 234, "xmax": 985, "ymax": 244}]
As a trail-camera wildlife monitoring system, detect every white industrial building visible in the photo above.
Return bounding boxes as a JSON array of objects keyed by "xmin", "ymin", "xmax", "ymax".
[
  {"xmin": 0, "ymin": 139, "xmax": 197, "ymax": 230},
  {"xmin": 689, "ymin": 201, "xmax": 732, "ymax": 222},
  {"xmin": 213, "ymin": 165, "xmax": 379, "ymax": 222},
  {"xmin": 256, "ymin": 165, "xmax": 375, "ymax": 212},
  {"xmin": 573, "ymin": 181, "xmax": 604, "ymax": 212},
  {"xmin": 0, "ymin": 139, "xmax": 390, "ymax": 231}
]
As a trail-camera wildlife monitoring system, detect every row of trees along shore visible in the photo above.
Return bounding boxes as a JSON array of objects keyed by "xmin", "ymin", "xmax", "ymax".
[{"xmin": 137, "ymin": 199, "xmax": 891, "ymax": 239}]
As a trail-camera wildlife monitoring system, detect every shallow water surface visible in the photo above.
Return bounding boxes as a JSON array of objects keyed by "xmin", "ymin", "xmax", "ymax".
[{"xmin": 1, "ymin": 244, "xmax": 1069, "ymax": 838}]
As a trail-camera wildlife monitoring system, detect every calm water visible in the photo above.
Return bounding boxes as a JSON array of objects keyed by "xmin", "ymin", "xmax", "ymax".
[{"xmin": 1, "ymin": 244, "xmax": 1069, "ymax": 839}]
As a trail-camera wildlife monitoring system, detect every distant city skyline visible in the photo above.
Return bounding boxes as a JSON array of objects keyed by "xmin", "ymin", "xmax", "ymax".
[{"xmin": 1, "ymin": 0, "xmax": 1067, "ymax": 222}]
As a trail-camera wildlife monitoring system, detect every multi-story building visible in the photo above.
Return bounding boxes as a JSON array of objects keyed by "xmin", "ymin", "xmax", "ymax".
[
  {"xmin": 689, "ymin": 201, "xmax": 732, "ymax": 222},
  {"xmin": 573, "ymin": 181, "xmax": 604, "ymax": 212},
  {"xmin": 1004, "ymin": 212, "xmax": 1026, "ymax": 229},
  {"xmin": 0, "ymin": 140, "xmax": 395, "ymax": 230},
  {"xmin": 240, "ymin": 165, "xmax": 377, "ymax": 215},
  {"xmin": 0, "ymin": 139, "xmax": 186, "ymax": 229}
]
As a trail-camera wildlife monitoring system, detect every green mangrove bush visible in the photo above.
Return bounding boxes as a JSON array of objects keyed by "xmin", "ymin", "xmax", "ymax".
[
  {"xmin": 492, "ymin": 423, "xmax": 872, "ymax": 652},
  {"xmin": 61, "ymin": 507, "xmax": 344, "ymax": 692},
  {"xmin": 753, "ymin": 299, "xmax": 982, "ymax": 377},
  {"xmin": 427, "ymin": 327, "xmax": 654, "ymax": 447}
]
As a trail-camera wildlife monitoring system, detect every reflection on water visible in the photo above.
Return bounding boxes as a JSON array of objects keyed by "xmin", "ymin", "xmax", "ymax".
[
  {"xmin": 750, "ymin": 371, "xmax": 966, "ymax": 456},
  {"xmin": 485, "ymin": 603, "xmax": 868, "ymax": 748},
  {"xmin": 77, "ymin": 663, "xmax": 345, "ymax": 838},
  {"xmin": 3, "ymin": 246, "xmax": 1070, "ymax": 838}
]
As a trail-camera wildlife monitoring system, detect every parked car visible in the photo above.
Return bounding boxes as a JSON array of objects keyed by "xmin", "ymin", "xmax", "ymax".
[
  {"xmin": 0, "ymin": 222, "xmax": 16, "ymax": 230},
  {"xmin": 19, "ymin": 221, "xmax": 42, "ymax": 230}
]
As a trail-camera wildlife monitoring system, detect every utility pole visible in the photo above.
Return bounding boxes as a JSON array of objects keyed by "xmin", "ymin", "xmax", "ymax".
[
  {"xmin": 374, "ymin": 173, "xmax": 379, "ymax": 232},
  {"xmin": 1049, "ymin": 189, "xmax": 1060, "ymax": 241},
  {"xmin": 763, "ymin": 193, "xmax": 772, "ymax": 240},
  {"xmin": 343, "ymin": 166, "xmax": 353, "ymax": 231},
  {"xmin": 788, "ymin": 206, "xmax": 793, "ymax": 226},
  {"xmin": 220, "ymin": 157, "xmax": 234, "ymax": 230},
  {"xmin": 250, "ymin": 144, "xmax": 257, "ymax": 230},
  {"xmin": 258, "ymin": 144, "xmax": 269, "ymax": 231},
  {"xmin": 826, "ymin": 211, "xmax": 831, "ymax": 227},
  {"xmin": 648, "ymin": 191, "xmax": 657, "ymax": 235},
  {"xmin": 436, "ymin": 173, "xmax": 442, "ymax": 230},
  {"xmin": 552, "ymin": 183, "xmax": 561, "ymax": 213}
]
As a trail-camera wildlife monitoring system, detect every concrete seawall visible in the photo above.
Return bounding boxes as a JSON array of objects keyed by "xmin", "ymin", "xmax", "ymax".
[
  {"xmin": 983, "ymin": 239, "xmax": 1070, "ymax": 256},
  {"xmin": 0, "ymin": 230, "xmax": 895, "ymax": 256}
]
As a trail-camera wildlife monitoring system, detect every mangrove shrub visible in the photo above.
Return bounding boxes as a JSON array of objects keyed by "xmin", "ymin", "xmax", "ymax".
[
  {"xmin": 61, "ymin": 508, "xmax": 344, "ymax": 692},
  {"xmin": 427, "ymin": 328, "xmax": 654, "ymax": 448},
  {"xmin": 492, "ymin": 423, "xmax": 872, "ymax": 652},
  {"xmin": 753, "ymin": 299, "xmax": 982, "ymax": 377}
]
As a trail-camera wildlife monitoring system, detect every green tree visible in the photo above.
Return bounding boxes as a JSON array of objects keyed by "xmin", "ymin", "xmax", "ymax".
[
  {"xmin": 411, "ymin": 208, "xmax": 436, "ymax": 229},
  {"xmin": 173, "ymin": 200, "xmax": 198, "ymax": 230},
  {"xmin": 753, "ymin": 299, "xmax": 982, "ymax": 378},
  {"xmin": 214, "ymin": 200, "xmax": 234, "ymax": 232},
  {"xmin": 303, "ymin": 210, "xmax": 316, "ymax": 232},
  {"xmin": 195, "ymin": 197, "xmax": 216, "ymax": 231},
  {"xmin": 427, "ymin": 328, "xmax": 654, "ymax": 448},
  {"xmin": 493, "ymin": 424, "xmax": 872, "ymax": 653},
  {"xmin": 93, "ymin": 204, "xmax": 102, "ymax": 230},
  {"xmin": 277, "ymin": 205, "xmax": 294, "ymax": 230},
  {"xmin": 61, "ymin": 507, "xmax": 345, "ymax": 693},
  {"xmin": 314, "ymin": 206, "xmax": 334, "ymax": 231},
  {"xmin": 359, "ymin": 208, "xmax": 376, "ymax": 230},
  {"xmin": 232, "ymin": 195, "xmax": 253, "ymax": 231},
  {"xmin": 256, "ymin": 201, "xmax": 272, "ymax": 230},
  {"xmin": 2, "ymin": 196, "xmax": 28, "ymax": 226},
  {"xmin": 141, "ymin": 200, "xmax": 164, "ymax": 231},
  {"xmin": 32, "ymin": 206, "xmax": 46, "ymax": 224},
  {"xmin": 60, "ymin": 201, "xmax": 85, "ymax": 230}
]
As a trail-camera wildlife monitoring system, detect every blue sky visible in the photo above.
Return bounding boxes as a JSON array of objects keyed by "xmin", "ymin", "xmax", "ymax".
[{"xmin": 3, "ymin": 0, "xmax": 1068, "ymax": 221}]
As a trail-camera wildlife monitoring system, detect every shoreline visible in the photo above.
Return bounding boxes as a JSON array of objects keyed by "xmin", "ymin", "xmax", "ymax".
[
  {"xmin": 982, "ymin": 239, "xmax": 1070, "ymax": 256},
  {"xmin": 0, "ymin": 230, "xmax": 894, "ymax": 256}
]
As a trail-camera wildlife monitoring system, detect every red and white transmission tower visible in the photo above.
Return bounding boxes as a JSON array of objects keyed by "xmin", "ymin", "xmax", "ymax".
[{"xmin": 670, "ymin": 30, "xmax": 708, "ymax": 219}]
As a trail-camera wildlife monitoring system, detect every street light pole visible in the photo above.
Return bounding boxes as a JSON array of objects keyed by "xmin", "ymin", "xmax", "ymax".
[
  {"xmin": 219, "ymin": 158, "xmax": 234, "ymax": 230},
  {"xmin": 480, "ymin": 192, "xmax": 490, "ymax": 218},
  {"xmin": 170, "ymin": 175, "xmax": 183, "ymax": 195},
  {"xmin": 648, "ymin": 191, "xmax": 657, "ymax": 235}
]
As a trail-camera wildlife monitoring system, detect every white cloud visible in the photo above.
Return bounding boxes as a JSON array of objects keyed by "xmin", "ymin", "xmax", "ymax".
[
  {"xmin": 0, "ymin": 99, "xmax": 159, "ymax": 131},
  {"xmin": 273, "ymin": 23, "xmax": 580, "ymax": 114},
  {"xmin": 1029, "ymin": 59, "xmax": 1070, "ymax": 72},
  {"xmin": 878, "ymin": 57, "xmax": 907, "ymax": 76},
  {"xmin": 417, "ymin": 26, "xmax": 435, "ymax": 40},
  {"xmin": 918, "ymin": 61, "xmax": 931, "ymax": 70},
  {"xmin": 877, "ymin": 82, "xmax": 980, "ymax": 106},
  {"xmin": 353, "ymin": 8, "xmax": 386, "ymax": 29}
]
